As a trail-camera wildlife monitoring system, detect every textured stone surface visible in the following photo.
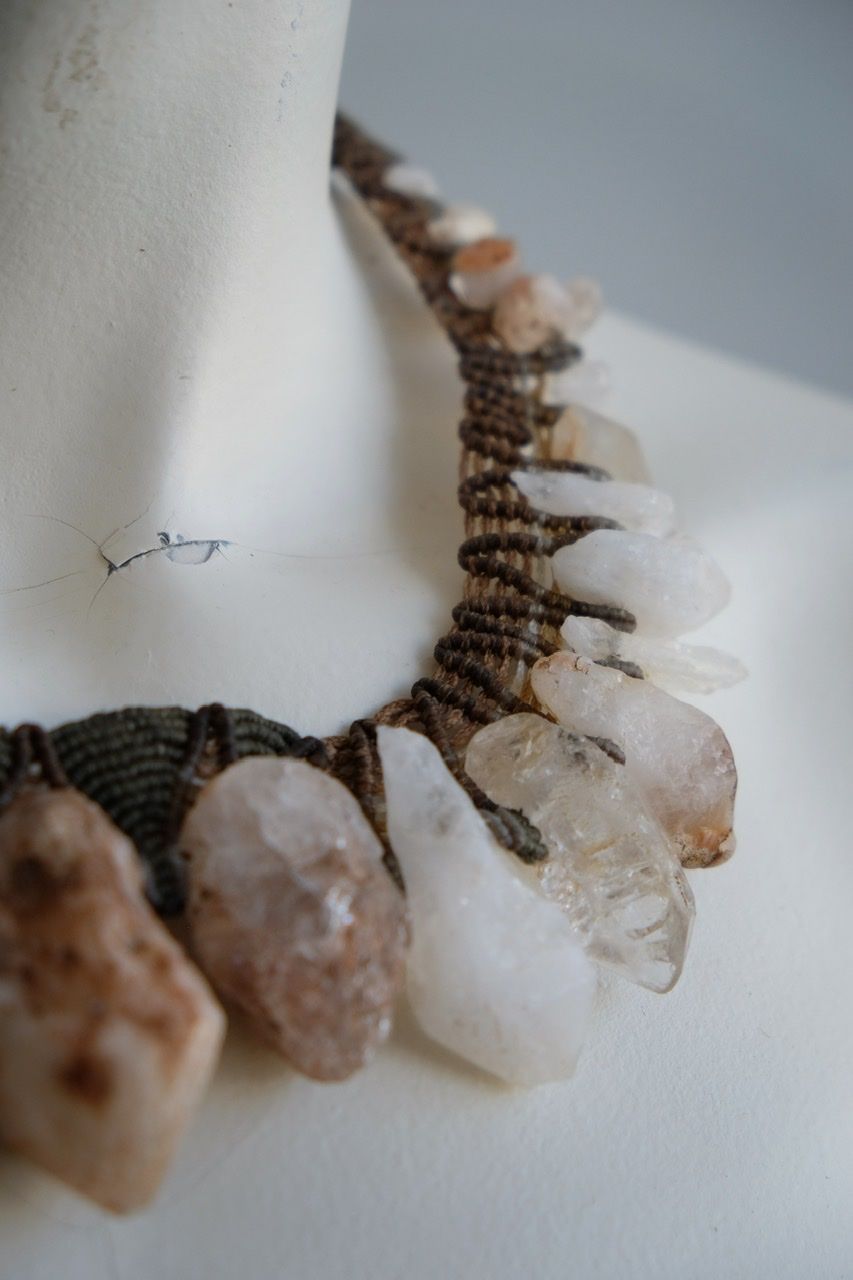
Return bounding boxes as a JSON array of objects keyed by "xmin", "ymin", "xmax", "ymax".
[
  {"xmin": 493, "ymin": 274, "xmax": 601, "ymax": 353},
  {"xmin": 0, "ymin": 788, "xmax": 224, "ymax": 1213},
  {"xmin": 552, "ymin": 529, "xmax": 731, "ymax": 637},
  {"xmin": 465, "ymin": 715, "xmax": 693, "ymax": 992},
  {"xmin": 561, "ymin": 615, "xmax": 747, "ymax": 694},
  {"xmin": 378, "ymin": 726, "xmax": 596, "ymax": 1086},
  {"xmin": 513, "ymin": 467, "xmax": 675, "ymax": 535},
  {"xmin": 532, "ymin": 653, "xmax": 737, "ymax": 866},
  {"xmin": 181, "ymin": 757, "xmax": 408, "ymax": 1082},
  {"xmin": 450, "ymin": 237, "xmax": 521, "ymax": 309},
  {"xmin": 548, "ymin": 405, "xmax": 652, "ymax": 482}
]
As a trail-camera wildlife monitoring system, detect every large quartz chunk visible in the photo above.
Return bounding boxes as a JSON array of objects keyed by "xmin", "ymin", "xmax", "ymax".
[
  {"xmin": 532, "ymin": 653, "xmax": 737, "ymax": 866},
  {"xmin": 513, "ymin": 467, "xmax": 676, "ymax": 536},
  {"xmin": 465, "ymin": 715, "xmax": 694, "ymax": 992},
  {"xmin": 377, "ymin": 726, "xmax": 596, "ymax": 1086},
  {"xmin": 562, "ymin": 615, "xmax": 747, "ymax": 695},
  {"xmin": 548, "ymin": 404, "xmax": 652, "ymax": 483},
  {"xmin": 181, "ymin": 757, "xmax": 408, "ymax": 1082},
  {"xmin": 0, "ymin": 788, "xmax": 225, "ymax": 1214},
  {"xmin": 552, "ymin": 530, "xmax": 731, "ymax": 636}
]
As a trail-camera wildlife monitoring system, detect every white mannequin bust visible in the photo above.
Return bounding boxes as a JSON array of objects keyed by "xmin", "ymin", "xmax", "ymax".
[
  {"xmin": 0, "ymin": 0, "xmax": 462, "ymax": 735},
  {"xmin": 3, "ymin": 4, "xmax": 852, "ymax": 1272}
]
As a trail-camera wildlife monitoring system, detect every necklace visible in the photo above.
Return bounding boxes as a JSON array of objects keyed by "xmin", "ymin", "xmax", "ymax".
[{"xmin": 0, "ymin": 114, "xmax": 741, "ymax": 1213}]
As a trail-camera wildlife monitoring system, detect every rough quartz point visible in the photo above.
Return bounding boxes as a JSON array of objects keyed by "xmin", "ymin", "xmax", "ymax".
[
  {"xmin": 428, "ymin": 203, "xmax": 497, "ymax": 247},
  {"xmin": 549, "ymin": 404, "xmax": 652, "ymax": 483},
  {"xmin": 377, "ymin": 726, "xmax": 596, "ymax": 1086},
  {"xmin": 561, "ymin": 615, "xmax": 747, "ymax": 695},
  {"xmin": 465, "ymin": 714, "xmax": 694, "ymax": 992},
  {"xmin": 181, "ymin": 757, "xmax": 408, "ymax": 1082},
  {"xmin": 493, "ymin": 274, "xmax": 602, "ymax": 354},
  {"xmin": 552, "ymin": 529, "xmax": 731, "ymax": 637},
  {"xmin": 531, "ymin": 653, "xmax": 737, "ymax": 866},
  {"xmin": 513, "ymin": 467, "xmax": 676, "ymax": 536},
  {"xmin": 0, "ymin": 788, "xmax": 225, "ymax": 1214},
  {"xmin": 542, "ymin": 359, "xmax": 610, "ymax": 410},
  {"xmin": 383, "ymin": 162, "xmax": 440, "ymax": 199},
  {"xmin": 449, "ymin": 237, "xmax": 521, "ymax": 309}
]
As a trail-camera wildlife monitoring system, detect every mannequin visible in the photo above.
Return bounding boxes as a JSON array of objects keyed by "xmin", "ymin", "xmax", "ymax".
[{"xmin": 0, "ymin": 0, "xmax": 462, "ymax": 734}]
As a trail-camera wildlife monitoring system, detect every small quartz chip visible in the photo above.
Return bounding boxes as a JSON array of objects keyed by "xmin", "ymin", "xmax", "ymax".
[
  {"xmin": 561, "ymin": 615, "xmax": 746, "ymax": 695},
  {"xmin": 494, "ymin": 274, "xmax": 602, "ymax": 353},
  {"xmin": 548, "ymin": 404, "xmax": 652, "ymax": 482},
  {"xmin": 449, "ymin": 237, "xmax": 521, "ymax": 309},
  {"xmin": 513, "ymin": 467, "xmax": 676, "ymax": 536},
  {"xmin": 552, "ymin": 529, "xmax": 731, "ymax": 637}
]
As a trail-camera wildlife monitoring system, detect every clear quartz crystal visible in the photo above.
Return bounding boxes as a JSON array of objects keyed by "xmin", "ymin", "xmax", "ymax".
[
  {"xmin": 549, "ymin": 404, "xmax": 652, "ymax": 483},
  {"xmin": 552, "ymin": 529, "xmax": 731, "ymax": 637},
  {"xmin": 377, "ymin": 726, "xmax": 596, "ymax": 1086},
  {"xmin": 513, "ymin": 468, "xmax": 676, "ymax": 535},
  {"xmin": 542, "ymin": 360, "xmax": 610, "ymax": 410},
  {"xmin": 561, "ymin": 615, "xmax": 747, "ymax": 695},
  {"xmin": 532, "ymin": 653, "xmax": 737, "ymax": 866},
  {"xmin": 465, "ymin": 714, "xmax": 694, "ymax": 993}
]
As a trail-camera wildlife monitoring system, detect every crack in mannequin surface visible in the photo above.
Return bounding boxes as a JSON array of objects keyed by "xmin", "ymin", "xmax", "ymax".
[{"xmin": 0, "ymin": 0, "xmax": 462, "ymax": 733}]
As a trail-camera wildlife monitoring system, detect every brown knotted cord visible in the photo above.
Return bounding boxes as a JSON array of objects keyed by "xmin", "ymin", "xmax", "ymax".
[{"xmin": 0, "ymin": 112, "xmax": 652, "ymax": 913}]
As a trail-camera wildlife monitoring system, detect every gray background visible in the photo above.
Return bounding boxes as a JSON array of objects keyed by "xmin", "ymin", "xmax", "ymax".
[{"xmin": 342, "ymin": 0, "xmax": 853, "ymax": 398}]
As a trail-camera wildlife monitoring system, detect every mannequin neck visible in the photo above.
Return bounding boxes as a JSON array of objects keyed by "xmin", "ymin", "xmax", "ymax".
[
  {"xmin": 0, "ymin": 0, "xmax": 463, "ymax": 733},
  {"xmin": 0, "ymin": 0, "xmax": 357, "ymax": 556}
]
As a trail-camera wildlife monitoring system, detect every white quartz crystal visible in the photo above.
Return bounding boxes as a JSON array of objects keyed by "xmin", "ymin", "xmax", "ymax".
[
  {"xmin": 427, "ymin": 203, "xmax": 497, "ymax": 247},
  {"xmin": 549, "ymin": 405, "xmax": 652, "ymax": 483},
  {"xmin": 450, "ymin": 237, "xmax": 522, "ymax": 310},
  {"xmin": 465, "ymin": 715, "xmax": 694, "ymax": 993},
  {"xmin": 552, "ymin": 530, "xmax": 731, "ymax": 637},
  {"xmin": 493, "ymin": 274, "xmax": 602, "ymax": 354},
  {"xmin": 531, "ymin": 653, "xmax": 737, "ymax": 866},
  {"xmin": 377, "ymin": 726, "xmax": 596, "ymax": 1086},
  {"xmin": 382, "ymin": 163, "xmax": 440, "ymax": 199},
  {"xmin": 542, "ymin": 360, "xmax": 610, "ymax": 410},
  {"xmin": 561, "ymin": 615, "xmax": 747, "ymax": 695},
  {"xmin": 512, "ymin": 468, "xmax": 676, "ymax": 535}
]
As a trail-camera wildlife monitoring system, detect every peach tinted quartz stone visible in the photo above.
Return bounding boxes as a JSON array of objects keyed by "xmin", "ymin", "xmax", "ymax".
[
  {"xmin": 449, "ymin": 237, "xmax": 521, "ymax": 309},
  {"xmin": 180, "ymin": 757, "xmax": 409, "ymax": 1082},
  {"xmin": 0, "ymin": 787, "xmax": 225, "ymax": 1214}
]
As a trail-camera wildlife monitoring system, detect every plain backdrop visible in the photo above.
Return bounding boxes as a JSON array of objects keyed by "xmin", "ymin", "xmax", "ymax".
[{"xmin": 342, "ymin": 0, "xmax": 853, "ymax": 399}]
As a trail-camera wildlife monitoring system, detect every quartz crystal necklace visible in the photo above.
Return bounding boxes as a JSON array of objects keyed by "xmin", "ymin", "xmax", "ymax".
[{"xmin": 0, "ymin": 115, "xmax": 743, "ymax": 1214}]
